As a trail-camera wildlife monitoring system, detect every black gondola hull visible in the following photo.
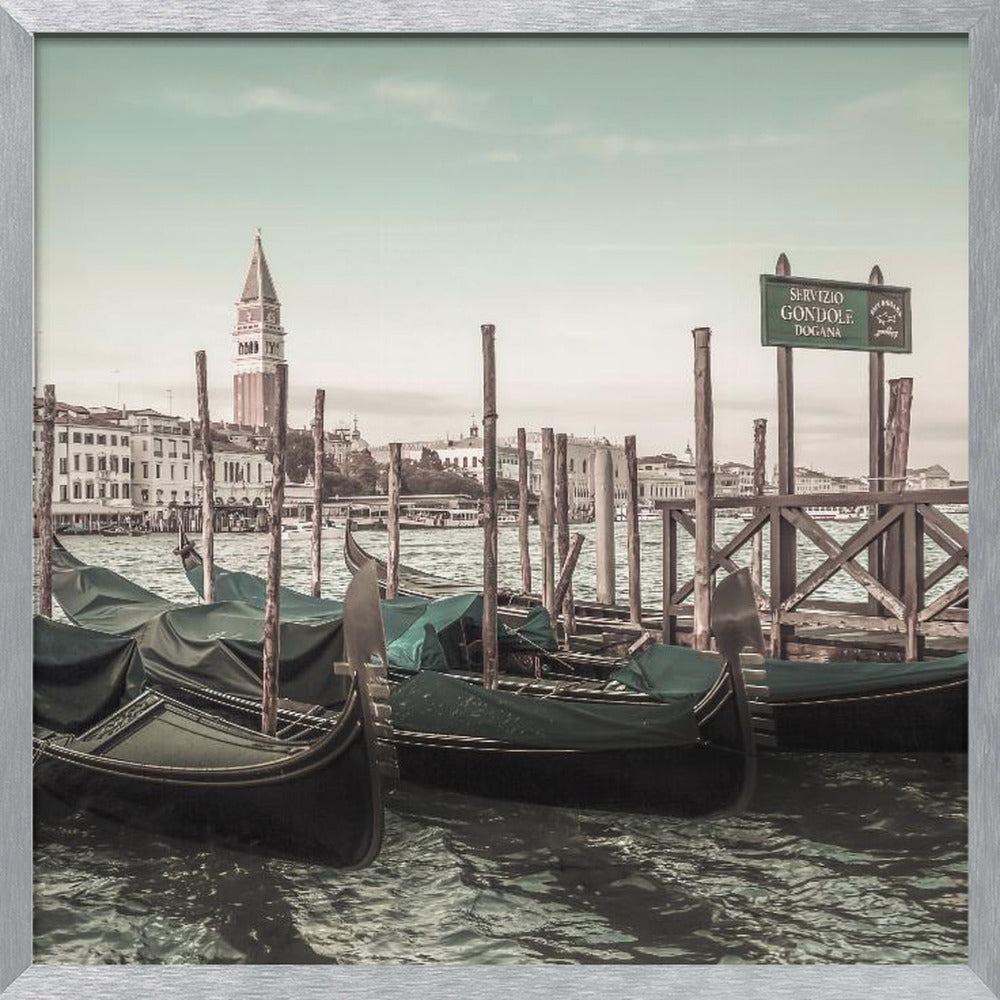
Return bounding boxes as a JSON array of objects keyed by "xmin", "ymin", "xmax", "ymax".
[
  {"xmin": 392, "ymin": 738, "xmax": 747, "ymax": 817},
  {"xmin": 770, "ymin": 678, "xmax": 968, "ymax": 753}
]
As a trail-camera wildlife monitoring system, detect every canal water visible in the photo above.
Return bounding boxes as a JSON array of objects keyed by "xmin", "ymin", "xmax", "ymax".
[{"xmin": 33, "ymin": 525, "xmax": 967, "ymax": 964}]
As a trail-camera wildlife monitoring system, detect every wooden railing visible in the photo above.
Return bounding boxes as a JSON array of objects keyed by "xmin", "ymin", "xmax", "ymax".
[{"xmin": 658, "ymin": 487, "xmax": 968, "ymax": 660}]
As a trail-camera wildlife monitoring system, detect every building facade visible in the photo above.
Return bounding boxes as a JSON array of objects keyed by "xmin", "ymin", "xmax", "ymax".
[
  {"xmin": 232, "ymin": 228, "xmax": 287, "ymax": 428},
  {"xmin": 32, "ymin": 399, "xmax": 133, "ymax": 526},
  {"xmin": 125, "ymin": 409, "xmax": 195, "ymax": 519}
]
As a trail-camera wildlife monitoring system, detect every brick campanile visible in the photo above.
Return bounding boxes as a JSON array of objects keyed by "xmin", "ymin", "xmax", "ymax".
[{"xmin": 232, "ymin": 228, "xmax": 286, "ymax": 428}]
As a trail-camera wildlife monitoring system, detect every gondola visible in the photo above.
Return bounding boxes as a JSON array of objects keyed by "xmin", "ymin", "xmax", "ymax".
[
  {"xmin": 343, "ymin": 523, "xmax": 968, "ymax": 754},
  {"xmin": 33, "ymin": 577, "xmax": 395, "ymax": 867},
  {"xmin": 55, "ymin": 538, "xmax": 767, "ymax": 817}
]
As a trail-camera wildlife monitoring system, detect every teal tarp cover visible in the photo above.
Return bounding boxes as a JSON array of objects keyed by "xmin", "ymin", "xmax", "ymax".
[
  {"xmin": 390, "ymin": 671, "xmax": 700, "ymax": 750},
  {"xmin": 51, "ymin": 543, "xmax": 555, "ymax": 707},
  {"xmin": 183, "ymin": 549, "xmax": 558, "ymax": 665},
  {"xmin": 612, "ymin": 643, "xmax": 970, "ymax": 703},
  {"xmin": 34, "ymin": 616, "xmax": 142, "ymax": 733}
]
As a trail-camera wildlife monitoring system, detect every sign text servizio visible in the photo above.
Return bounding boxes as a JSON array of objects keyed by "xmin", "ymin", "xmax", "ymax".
[{"xmin": 760, "ymin": 275, "xmax": 912, "ymax": 353}]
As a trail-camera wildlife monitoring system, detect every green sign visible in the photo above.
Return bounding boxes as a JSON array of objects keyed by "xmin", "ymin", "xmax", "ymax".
[{"xmin": 761, "ymin": 275, "xmax": 911, "ymax": 353}]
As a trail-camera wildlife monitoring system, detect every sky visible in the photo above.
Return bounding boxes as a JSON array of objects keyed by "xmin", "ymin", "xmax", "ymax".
[{"xmin": 35, "ymin": 36, "xmax": 969, "ymax": 477}]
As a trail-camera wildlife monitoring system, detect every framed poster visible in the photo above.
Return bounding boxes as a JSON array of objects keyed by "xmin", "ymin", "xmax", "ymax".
[{"xmin": 2, "ymin": 3, "xmax": 997, "ymax": 998}]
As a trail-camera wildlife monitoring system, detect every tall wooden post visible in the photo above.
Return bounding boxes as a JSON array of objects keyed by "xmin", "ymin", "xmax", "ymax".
[
  {"xmin": 772, "ymin": 252, "xmax": 796, "ymax": 657},
  {"xmin": 195, "ymin": 351, "xmax": 215, "ymax": 604},
  {"xmin": 751, "ymin": 418, "xmax": 767, "ymax": 591},
  {"xmin": 481, "ymin": 324, "xmax": 499, "ymax": 690},
  {"xmin": 867, "ymin": 264, "xmax": 886, "ymax": 613},
  {"xmin": 884, "ymin": 377, "xmax": 914, "ymax": 598},
  {"xmin": 36, "ymin": 384, "xmax": 55, "ymax": 618},
  {"xmin": 540, "ymin": 427, "xmax": 556, "ymax": 618},
  {"xmin": 662, "ymin": 508, "xmax": 677, "ymax": 645},
  {"xmin": 517, "ymin": 427, "xmax": 532, "ymax": 594},
  {"xmin": 386, "ymin": 443, "xmax": 402, "ymax": 600},
  {"xmin": 594, "ymin": 443, "xmax": 615, "ymax": 606},
  {"xmin": 261, "ymin": 363, "xmax": 288, "ymax": 736},
  {"xmin": 692, "ymin": 328, "xmax": 714, "ymax": 651},
  {"xmin": 624, "ymin": 434, "xmax": 641, "ymax": 624},
  {"xmin": 555, "ymin": 432, "xmax": 575, "ymax": 637},
  {"xmin": 311, "ymin": 388, "xmax": 325, "ymax": 598}
]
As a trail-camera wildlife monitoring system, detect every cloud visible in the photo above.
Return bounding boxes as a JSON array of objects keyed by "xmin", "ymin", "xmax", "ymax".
[
  {"xmin": 471, "ymin": 148, "xmax": 522, "ymax": 164},
  {"xmin": 572, "ymin": 130, "xmax": 809, "ymax": 161},
  {"xmin": 371, "ymin": 77, "xmax": 487, "ymax": 128},
  {"xmin": 833, "ymin": 72, "xmax": 967, "ymax": 127},
  {"xmin": 126, "ymin": 86, "xmax": 339, "ymax": 118}
]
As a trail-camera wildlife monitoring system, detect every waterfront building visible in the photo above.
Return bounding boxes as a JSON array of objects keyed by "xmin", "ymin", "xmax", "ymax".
[
  {"xmin": 637, "ymin": 453, "xmax": 694, "ymax": 503},
  {"xmin": 124, "ymin": 408, "xmax": 194, "ymax": 525},
  {"xmin": 32, "ymin": 398, "xmax": 133, "ymax": 528},
  {"xmin": 193, "ymin": 438, "xmax": 271, "ymax": 508},
  {"xmin": 232, "ymin": 228, "xmax": 287, "ymax": 428},
  {"xmin": 906, "ymin": 464, "xmax": 952, "ymax": 490}
]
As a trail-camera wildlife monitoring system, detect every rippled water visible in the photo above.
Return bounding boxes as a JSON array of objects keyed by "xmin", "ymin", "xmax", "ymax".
[{"xmin": 34, "ymin": 528, "xmax": 967, "ymax": 964}]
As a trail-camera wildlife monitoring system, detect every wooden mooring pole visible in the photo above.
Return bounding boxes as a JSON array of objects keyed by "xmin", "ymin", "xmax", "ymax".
[
  {"xmin": 195, "ymin": 351, "xmax": 215, "ymax": 604},
  {"xmin": 884, "ymin": 377, "xmax": 914, "ymax": 598},
  {"xmin": 261, "ymin": 363, "xmax": 288, "ymax": 737},
  {"xmin": 625, "ymin": 434, "xmax": 641, "ymax": 624},
  {"xmin": 772, "ymin": 252, "xmax": 796, "ymax": 658},
  {"xmin": 37, "ymin": 384, "xmax": 55, "ymax": 617},
  {"xmin": 481, "ymin": 324, "xmax": 499, "ymax": 690},
  {"xmin": 540, "ymin": 427, "xmax": 556, "ymax": 619},
  {"xmin": 555, "ymin": 432, "xmax": 575, "ymax": 637},
  {"xmin": 594, "ymin": 442, "xmax": 615, "ymax": 606},
  {"xmin": 311, "ymin": 388, "xmax": 325, "ymax": 598},
  {"xmin": 867, "ymin": 264, "xmax": 887, "ymax": 615},
  {"xmin": 554, "ymin": 532, "xmax": 585, "ymax": 611},
  {"xmin": 386, "ymin": 443, "xmax": 402, "ymax": 600},
  {"xmin": 517, "ymin": 427, "xmax": 532, "ymax": 594},
  {"xmin": 751, "ymin": 418, "xmax": 767, "ymax": 592},
  {"xmin": 692, "ymin": 328, "xmax": 714, "ymax": 651}
]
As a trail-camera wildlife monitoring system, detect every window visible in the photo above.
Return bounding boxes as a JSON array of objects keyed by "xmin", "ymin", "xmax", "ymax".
[
  {"xmin": 98, "ymin": 484, "xmax": 106, "ymax": 499},
  {"xmin": 58, "ymin": 431, "xmax": 68, "ymax": 444},
  {"xmin": 142, "ymin": 439, "xmax": 148, "ymax": 452},
  {"xmin": 84, "ymin": 433, "xmax": 94, "ymax": 445},
  {"xmin": 155, "ymin": 464, "xmax": 161, "ymax": 479},
  {"xmin": 153, "ymin": 438, "xmax": 163, "ymax": 457},
  {"xmin": 183, "ymin": 465, "xmax": 188, "ymax": 480},
  {"xmin": 97, "ymin": 434, "xmax": 106, "ymax": 445},
  {"xmin": 121, "ymin": 436, "xmax": 128, "ymax": 446},
  {"xmin": 97, "ymin": 456, "xmax": 106, "ymax": 472},
  {"xmin": 73, "ymin": 454, "xmax": 80, "ymax": 471},
  {"xmin": 171, "ymin": 490, "xmax": 177, "ymax": 502},
  {"xmin": 258, "ymin": 464, "xmax": 262, "ymax": 483},
  {"xmin": 72, "ymin": 432, "xmax": 81, "ymax": 443},
  {"xmin": 72, "ymin": 483, "xmax": 81, "ymax": 500},
  {"xmin": 110, "ymin": 484, "xmax": 119, "ymax": 499},
  {"xmin": 142, "ymin": 462, "xmax": 149, "ymax": 478},
  {"xmin": 170, "ymin": 465, "xmax": 176, "ymax": 480},
  {"xmin": 141, "ymin": 489, "xmax": 148, "ymax": 503},
  {"xmin": 472, "ymin": 456, "xmax": 478, "ymax": 468},
  {"xmin": 85, "ymin": 455, "xmax": 94, "ymax": 472},
  {"xmin": 583, "ymin": 460, "xmax": 588, "ymax": 474},
  {"xmin": 123, "ymin": 484, "xmax": 130, "ymax": 499},
  {"xmin": 109, "ymin": 456, "xmax": 118, "ymax": 473},
  {"xmin": 123, "ymin": 458, "xmax": 130, "ymax": 473},
  {"xmin": 85, "ymin": 483, "xmax": 94, "ymax": 499},
  {"xmin": 463, "ymin": 457, "xmax": 468, "ymax": 468},
  {"xmin": 58, "ymin": 458, "xmax": 67, "ymax": 475},
  {"xmin": 59, "ymin": 485, "xmax": 67, "ymax": 502},
  {"xmin": 570, "ymin": 459, "xmax": 575, "ymax": 472},
  {"xmin": 110, "ymin": 434, "xmax": 117, "ymax": 446}
]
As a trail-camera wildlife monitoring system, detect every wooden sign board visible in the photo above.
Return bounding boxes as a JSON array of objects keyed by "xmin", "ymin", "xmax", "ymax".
[{"xmin": 761, "ymin": 274, "xmax": 911, "ymax": 353}]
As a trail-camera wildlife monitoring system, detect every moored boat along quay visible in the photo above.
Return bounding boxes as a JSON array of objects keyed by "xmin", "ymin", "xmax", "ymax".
[{"xmin": 33, "ymin": 529, "xmax": 967, "ymax": 964}]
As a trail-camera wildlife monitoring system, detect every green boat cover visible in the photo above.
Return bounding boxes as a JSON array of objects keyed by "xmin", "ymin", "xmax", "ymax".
[
  {"xmin": 50, "ymin": 544, "xmax": 556, "ymax": 706},
  {"xmin": 34, "ymin": 616, "xmax": 140, "ymax": 733},
  {"xmin": 389, "ymin": 671, "xmax": 700, "ymax": 750},
  {"xmin": 182, "ymin": 552, "xmax": 558, "ymax": 663},
  {"xmin": 611, "ymin": 642, "xmax": 969, "ymax": 703}
]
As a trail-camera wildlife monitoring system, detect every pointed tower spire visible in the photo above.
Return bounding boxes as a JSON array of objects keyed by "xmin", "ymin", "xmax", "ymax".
[{"xmin": 240, "ymin": 228, "xmax": 279, "ymax": 304}]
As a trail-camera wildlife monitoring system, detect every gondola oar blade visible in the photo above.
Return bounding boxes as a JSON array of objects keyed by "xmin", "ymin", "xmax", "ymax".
[{"xmin": 344, "ymin": 558, "xmax": 388, "ymax": 671}]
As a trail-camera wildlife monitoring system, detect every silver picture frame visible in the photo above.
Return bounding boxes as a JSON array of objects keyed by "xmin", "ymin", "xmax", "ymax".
[{"xmin": 2, "ymin": 2, "xmax": 997, "ymax": 995}]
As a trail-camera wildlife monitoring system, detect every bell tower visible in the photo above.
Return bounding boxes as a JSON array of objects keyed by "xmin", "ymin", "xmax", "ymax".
[{"xmin": 232, "ymin": 228, "xmax": 286, "ymax": 427}]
